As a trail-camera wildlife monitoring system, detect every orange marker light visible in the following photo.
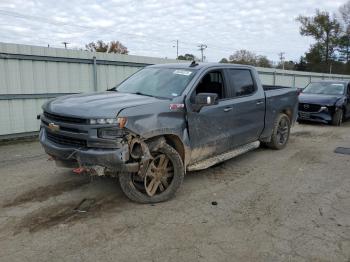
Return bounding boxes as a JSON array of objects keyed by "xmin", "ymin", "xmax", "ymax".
[{"xmin": 117, "ymin": 117, "xmax": 127, "ymax": 128}]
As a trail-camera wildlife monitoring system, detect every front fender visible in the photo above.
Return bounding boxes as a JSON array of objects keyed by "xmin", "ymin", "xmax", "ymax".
[
  {"xmin": 118, "ymin": 101, "xmax": 191, "ymax": 166},
  {"xmin": 335, "ymin": 96, "xmax": 346, "ymax": 109}
]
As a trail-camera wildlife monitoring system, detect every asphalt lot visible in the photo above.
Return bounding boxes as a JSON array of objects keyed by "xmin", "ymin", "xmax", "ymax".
[{"xmin": 0, "ymin": 122, "xmax": 349, "ymax": 262}]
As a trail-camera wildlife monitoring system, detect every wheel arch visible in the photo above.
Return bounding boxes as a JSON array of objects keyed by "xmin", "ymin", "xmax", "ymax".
[
  {"xmin": 281, "ymin": 107, "xmax": 293, "ymax": 122},
  {"xmin": 145, "ymin": 134, "xmax": 186, "ymax": 164}
]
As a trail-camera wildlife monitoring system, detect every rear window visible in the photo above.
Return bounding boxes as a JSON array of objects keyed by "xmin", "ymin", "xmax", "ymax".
[{"xmin": 227, "ymin": 69, "xmax": 255, "ymax": 97}]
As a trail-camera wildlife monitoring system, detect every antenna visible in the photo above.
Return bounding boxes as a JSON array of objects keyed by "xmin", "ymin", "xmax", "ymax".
[{"xmin": 189, "ymin": 60, "xmax": 199, "ymax": 67}]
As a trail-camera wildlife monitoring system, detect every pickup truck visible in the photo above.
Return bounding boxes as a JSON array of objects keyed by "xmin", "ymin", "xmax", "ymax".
[
  {"xmin": 39, "ymin": 62, "xmax": 298, "ymax": 203},
  {"xmin": 298, "ymin": 80, "xmax": 350, "ymax": 126}
]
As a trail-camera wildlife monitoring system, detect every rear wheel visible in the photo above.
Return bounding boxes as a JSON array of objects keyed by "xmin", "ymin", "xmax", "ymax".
[
  {"xmin": 331, "ymin": 109, "xmax": 343, "ymax": 126},
  {"xmin": 119, "ymin": 143, "xmax": 184, "ymax": 203},
  {"xmin": 263, "ymin": 113, "xmax": 291, "ymax": 150}
]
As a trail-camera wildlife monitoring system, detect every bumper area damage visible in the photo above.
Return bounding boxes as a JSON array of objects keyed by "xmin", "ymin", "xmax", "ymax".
[{"xmin": 40, "ymin": 128, "xmax": 165, "ymax": 176}]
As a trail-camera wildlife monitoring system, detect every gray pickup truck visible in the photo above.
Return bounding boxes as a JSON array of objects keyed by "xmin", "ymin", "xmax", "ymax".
[{"xmin": 39, "ymin": 62, "xmax": 298, "ymax": 203}]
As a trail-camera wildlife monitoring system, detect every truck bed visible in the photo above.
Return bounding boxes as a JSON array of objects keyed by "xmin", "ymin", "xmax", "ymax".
[{"xmin": 259, "ymin": 85, "xmax": 298, "ymax": 140}]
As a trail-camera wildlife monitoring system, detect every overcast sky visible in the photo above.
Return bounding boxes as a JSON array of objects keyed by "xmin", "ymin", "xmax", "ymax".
[{"xmin": 0, "ymin": 0, "xmax": 347, "ymax": 62}]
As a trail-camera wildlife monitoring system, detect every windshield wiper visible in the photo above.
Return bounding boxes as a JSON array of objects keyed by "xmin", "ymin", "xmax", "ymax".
[
  {"xmin": 132, "ymin": 92, "xmax": 169, "ymax": 100},
  {"xmin": 133, "ymin": 91, "xmax": 155, "ymax": 97},
  {"xmin": 107, "ymin": 86, "xmax": 117, "ymax": 91}
]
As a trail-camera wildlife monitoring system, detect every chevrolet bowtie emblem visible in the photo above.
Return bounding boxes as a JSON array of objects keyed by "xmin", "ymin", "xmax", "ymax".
[{"xmin": 48, "ymin": 123, "xmax": 60, "ymax": 132}]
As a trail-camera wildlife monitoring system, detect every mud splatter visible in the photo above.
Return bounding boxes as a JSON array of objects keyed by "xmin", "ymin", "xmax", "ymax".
[
  {"xmin": 13, "ymin": 196, "xmax": 126, "ymax": 234},
  {"xmin": 292, "ymin": 131, "xmax": 313, "ymax": 137},
  {"xmin": 3, "ymin": 178, "xmax": 91, "ymax": 207}
]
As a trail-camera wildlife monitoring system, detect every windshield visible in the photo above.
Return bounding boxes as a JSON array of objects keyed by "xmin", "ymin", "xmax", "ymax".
[
  {"xmin": 303, "ymin": 82, "xmax": 345, "ymax": 95},
  {"xmin": 115, "ymin": 68, "xmax": 197, "ymax": 99}
]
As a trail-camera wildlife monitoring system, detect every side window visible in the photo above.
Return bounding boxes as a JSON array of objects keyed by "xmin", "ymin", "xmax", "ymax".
[
  {"xmin": 227, "ymin": 69, "xmax": 256, "ymax": 97},
  {"xmin": 195, "ymin": 71, "xmax": 224, "ymax": 99}
]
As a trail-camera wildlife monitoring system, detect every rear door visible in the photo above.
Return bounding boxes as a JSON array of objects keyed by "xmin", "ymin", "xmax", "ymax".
[{"xmin": 223, "ymin": 68, "xmax": 265, "ymax": 147}]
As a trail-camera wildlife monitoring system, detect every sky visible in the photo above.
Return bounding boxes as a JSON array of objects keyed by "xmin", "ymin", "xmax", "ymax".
[{"xmin": 0, "ymin": 0, "xmax": 347, "ymax": 62}]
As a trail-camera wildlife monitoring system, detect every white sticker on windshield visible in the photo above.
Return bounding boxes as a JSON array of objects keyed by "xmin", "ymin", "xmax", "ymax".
[
  {"xmin": 173, "ymin": 70, "xmax": 192, "ymax": 76},
  {"xmin": 171, "ymin": 93, "xmax": 178, "ymax": 97}
]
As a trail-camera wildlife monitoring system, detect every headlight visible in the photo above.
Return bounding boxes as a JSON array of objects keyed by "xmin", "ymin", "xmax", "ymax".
[
  {"xmin": 320, "ymin": 106, "xmax": 328, "ymax": 112},
  {"xmin": 90, "ymin": 118, "xmax": 118, "ymax": 125}
]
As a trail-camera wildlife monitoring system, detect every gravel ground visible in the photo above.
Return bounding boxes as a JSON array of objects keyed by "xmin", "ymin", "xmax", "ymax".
[{"xmin": 0, "ymin": 122, "xmax": 349, "ymax": 262}]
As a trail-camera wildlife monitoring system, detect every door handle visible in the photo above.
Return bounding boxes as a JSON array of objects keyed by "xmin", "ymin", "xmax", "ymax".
[
  {"xmin": 223, "ymin": 107, "xmax": 233, "ymax": 112},
  {"xmin": 256, "ymin": 101, "xmax": 264, "ymax": 105}
]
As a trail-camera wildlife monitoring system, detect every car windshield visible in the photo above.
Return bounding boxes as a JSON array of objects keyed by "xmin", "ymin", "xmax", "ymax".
[
  {"xmin": 303, "ymin": 82, "xmax": 345, "ymax": 95},
  {"xmin": 115, "ymin": 68, "xmax": 197, "ymax": 99}
]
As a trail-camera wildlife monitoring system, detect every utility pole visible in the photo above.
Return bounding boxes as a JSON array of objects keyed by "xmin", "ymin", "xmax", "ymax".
[
  {"xmin": 198, "ymin": 44, "xmax": 207, "ymax": 62},
  {"xmin": 62, "ymin": 42, "xmax": 69, "ymax": 49},
  {"xmin": 173, "ymin": 40, "xmax": 179, "ymax": 59},
  {"xmin": 278, "ymin": 52, "xmax": 285, "ymax": 70}
]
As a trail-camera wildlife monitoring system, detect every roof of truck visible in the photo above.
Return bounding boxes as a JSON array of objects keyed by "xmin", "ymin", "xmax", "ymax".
[{"xmin": 148, "ymin": 62, "xmax": 255, "ymax": 70}]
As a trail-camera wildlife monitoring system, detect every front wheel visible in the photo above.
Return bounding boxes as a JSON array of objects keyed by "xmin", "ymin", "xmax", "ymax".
[
  {"xmin": 263, "ymin": 113, "xmax": 291, "ymax": 150},
  {"xmin": 119, "ymin": 143, "xmax": 184, "ymax": 203},
  {"xmin": 331, "ymin": 109, "xmax": 343, "ymax": 126}
]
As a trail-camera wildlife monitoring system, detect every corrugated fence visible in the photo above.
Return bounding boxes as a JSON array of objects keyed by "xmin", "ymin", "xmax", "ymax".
[{"xmin": 1, "ymin": 42, "xmax": 350, "ymax": 139}]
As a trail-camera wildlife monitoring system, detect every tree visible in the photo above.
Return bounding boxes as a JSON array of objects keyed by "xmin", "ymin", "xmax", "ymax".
[
  {"xmin": 277, "ymin": 61, "xmax": 296, "ymax": 70},
  {"xmin": 177, "ymin": 53, "xmax": 198, "ymax": 61},
  {"xmin": 256, "ymin": 56, "xmax": 273, "ymax": 68},
  {"xmin": 222, "ymin": 50, "xmax": 272, "ymax": 68},
  {"xmin": 229, "ymin": 49, "xmax": 257, "ymax": 65},
  {"xmin": 219, "ymin": 58, "xmax": 229, "ymax": 63},
  {"xmin": 338, "ymin": 2, "xmax": 350, "ymax": 63},
  {"xmin": 296, "ymin": 10, "xmax": 341, "ymax": 64},
  {"xmin": 85, "ymin": 40, "xmax": 128, "ymax": 54}
]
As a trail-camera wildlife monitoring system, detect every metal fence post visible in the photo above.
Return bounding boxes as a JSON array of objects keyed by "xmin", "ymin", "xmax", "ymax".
[
  {"xmin": 293, "ymin": 74, "xmax": 296, "ymax": 88},
  {"xmin": 93, "ymin": 56, "xmax": 98, "ymax": 91}
]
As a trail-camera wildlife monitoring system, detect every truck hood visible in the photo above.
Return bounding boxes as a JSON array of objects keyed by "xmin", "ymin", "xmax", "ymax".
[
  {"xmin": 43, "ymin": 92, "xmax": 161, "ymax": 118},
  {"xmin": 298, "ymin": 93, "xmax": 342, "ymax": 106}
]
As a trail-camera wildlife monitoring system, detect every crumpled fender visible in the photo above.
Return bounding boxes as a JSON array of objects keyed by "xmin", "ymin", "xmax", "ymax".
[{"xmin": 117, "ymin": 100, "xmax": 192, "ymax": 165}]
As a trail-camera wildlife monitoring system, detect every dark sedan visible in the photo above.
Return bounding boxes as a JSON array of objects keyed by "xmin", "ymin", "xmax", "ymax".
[{"xmin": 298, "ymin": 80, "xmax": 350, "ymax": 126}]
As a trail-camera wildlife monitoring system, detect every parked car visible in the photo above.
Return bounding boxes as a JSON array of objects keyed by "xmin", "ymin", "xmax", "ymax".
[
  {"xmin": 298, "ymin": 80, "xmax": 350, "ymax": 126},
  {"xmin": 39, "ymin": 62, "xmax": 298, "ymax": 203}
]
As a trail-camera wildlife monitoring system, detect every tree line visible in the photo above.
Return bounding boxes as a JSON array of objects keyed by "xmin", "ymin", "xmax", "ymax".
[
  {"xmin": 84, "ymin": 1, "xmax": 350, "ymax": 74},
  {"xmin": 220, "ymin": 1, "xmax": 350, "ymax": 74}
]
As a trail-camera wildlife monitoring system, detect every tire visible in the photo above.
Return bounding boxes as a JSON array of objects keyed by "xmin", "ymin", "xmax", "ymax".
[
  {"xmin": 119, "ymin": 143, "xmax": 184, "ymax": 204},
  {"xmin": 331, "ymin": 109, "xmax": 343, "ymax": 126},
  {"xmin": 263, "ymin": 113, "xmax": 291, "ymax": 150}
]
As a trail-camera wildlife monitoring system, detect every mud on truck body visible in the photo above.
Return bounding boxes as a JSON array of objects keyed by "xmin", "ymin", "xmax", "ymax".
[{"xmin": 39, "ymin": 62, "xmax": 298, "ymax": 203}]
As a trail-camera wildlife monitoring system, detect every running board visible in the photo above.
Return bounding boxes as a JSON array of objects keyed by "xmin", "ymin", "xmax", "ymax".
[{"xmin": 187, "ymin": 141, "xmax": 260, "ymax": 171}]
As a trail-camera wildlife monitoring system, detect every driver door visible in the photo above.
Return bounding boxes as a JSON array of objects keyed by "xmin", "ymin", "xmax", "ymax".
[{"xmin": 186, "ymin": 70, "xmax": 235, "ymax": 163}]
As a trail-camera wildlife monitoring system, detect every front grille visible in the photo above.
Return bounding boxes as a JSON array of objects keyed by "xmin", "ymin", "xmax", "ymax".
[
  {"xmin": 299, "ymin": 103, "xmax": 321, "ymax": 113},
  {"xmin": 46, "ymin": 131, "xmax": 87, "ymax": 147},
  {"xmin": 299, "ymin": 111, "xmax": 310, "ymax": 119},
  {"xmin": 44, "ymin": 112, "xmax": 88, "ymax": 124},
  {"xmin": 41, "ymin": 119, "xmax": 88, "ymax": 134}
]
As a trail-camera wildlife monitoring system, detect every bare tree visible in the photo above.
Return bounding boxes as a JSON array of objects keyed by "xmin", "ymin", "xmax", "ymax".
[
  {"xmin": 86, "ymin": 40, "xmax": 128, "ymax": 54},
  {"xmin": 225, "ymin": 50, "xmax": 272, "ymax": 68}
]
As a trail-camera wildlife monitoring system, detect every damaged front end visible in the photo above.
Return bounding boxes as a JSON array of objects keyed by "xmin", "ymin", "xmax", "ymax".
[{"xmin": 40, "ymin": 125, "xmax": 165, "ymax": 178}]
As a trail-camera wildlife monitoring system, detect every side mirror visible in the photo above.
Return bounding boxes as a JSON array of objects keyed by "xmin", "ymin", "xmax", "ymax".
[{"xmin": 195, "ymin": 93, "xmax": 218, "ymax": 106}]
